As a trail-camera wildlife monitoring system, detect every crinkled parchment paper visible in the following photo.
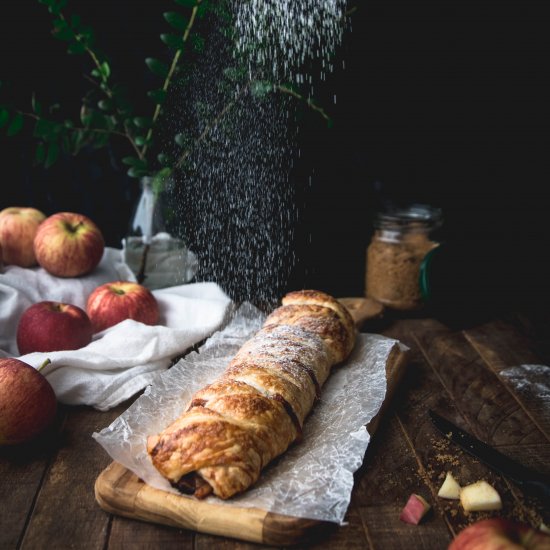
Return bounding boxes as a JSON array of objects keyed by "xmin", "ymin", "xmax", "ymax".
[{"xmin": 93, "ymin": 303, "xmax": 406, "ymax": 524}]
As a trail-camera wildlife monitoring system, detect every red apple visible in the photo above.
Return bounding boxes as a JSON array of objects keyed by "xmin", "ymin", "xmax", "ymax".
[
  {"xmin": 0, "ymin": 358, "xmax": 57, "ymax": 445},
  {"xmin": 449, "ymin": 518, "xmax": 550, "ymax": 550},
  {"xmin": 33, "ymin": 211, "xmax": 105, "ymax": 277},
  {"xmin": 17, "ymin": 301, "xmax": 93, "ymax": 355},
  {"xmin": 86, "ymin": 280, "xmax": 160, "ymax": 333},
  {"xmin": 0, "ymin": 206, "xmax": 46, "ymax": 267}
]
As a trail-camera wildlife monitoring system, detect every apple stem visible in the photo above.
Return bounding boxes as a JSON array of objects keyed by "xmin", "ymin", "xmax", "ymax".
[{"xmin": 37, "ymin": 358, "xmax": 52, "ymax": 372}]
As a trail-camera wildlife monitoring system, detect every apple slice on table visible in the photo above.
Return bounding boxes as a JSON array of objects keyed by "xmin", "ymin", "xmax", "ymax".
[
  {"xmin": 449, "ymin": 518, "xmax": 550, "ymax": 550},
  {"xmin": 86, "ymin": 281, "xmax": 160, "ymax": 333},
  {"xmin": 399, "ymin": 494, "xmax": 431, "ymax": 525},
  {"xmin": 34, "ymin": 211, "xmax": 104, "ymax": 277},
  {"xmin": 0, "ymin": 206, "xmax": 46, "ymax": 267},
  {"xmin": 438, "ymin": 471, "xmax": 461, "ymax": 499},
  {"xmin": 460, "ymin": 480, "xmax": 502, "ymax": 512}
]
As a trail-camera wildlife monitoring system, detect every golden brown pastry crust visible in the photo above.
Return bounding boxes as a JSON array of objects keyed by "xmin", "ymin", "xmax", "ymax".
[
  {"xmin": 263, "ymin": 304, "xmax": 353, "ymax": 363},
  {"xmin": 147, "ymin": 290, "xmax": 356, "ymax": 499}
]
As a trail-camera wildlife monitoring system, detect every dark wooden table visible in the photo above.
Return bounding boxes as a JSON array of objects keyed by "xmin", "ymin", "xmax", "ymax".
[{"xmin": 2, "ymin": 308, "xmax": 549, "ymax": 549}]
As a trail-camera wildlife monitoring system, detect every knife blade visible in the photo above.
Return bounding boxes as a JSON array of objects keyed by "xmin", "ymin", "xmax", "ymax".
[{"xmin": 428, "ymin": 409, "xmax": 550, "ymax": 506}]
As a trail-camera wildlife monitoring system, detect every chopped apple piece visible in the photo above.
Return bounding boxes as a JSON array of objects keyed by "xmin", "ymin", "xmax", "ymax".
[
  {"xmin": 459, "ymin": 480, "xmax": 502, "ymax": 512},
  {"xmin": 399, "ymin": 494, "xmax": 431, "ymax": 524},
  {"xmin": 437, "ymin": 471, "xmax": 461, "ymax": 499},
  {"xmin": 540, "ymin": 522, "xmax": 550, "ymax": 535}
]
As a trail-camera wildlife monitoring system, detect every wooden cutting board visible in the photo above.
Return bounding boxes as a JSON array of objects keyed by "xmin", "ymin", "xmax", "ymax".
[{"xmin": 95, "ymin": 301, "xmax": 407, "ymax": 546}]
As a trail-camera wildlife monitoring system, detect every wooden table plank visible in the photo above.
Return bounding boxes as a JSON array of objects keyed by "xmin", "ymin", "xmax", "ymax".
[
  {"xmin": 412, "ymin": 319, "xmax": 546, "ymax": 447},
  {"xmin": 0, "ymin": 411, "xmax": 66, "ymax": 550},
  {"xmin": 464, "ymin": 318, "xmax": 550, "ymax": 442},
  {"xmin": 19, "ymin": 404, "xmax": 126, "ymax": 550},
  {"xmin": 108, "ymin": 516, "xmax": 194, "ymax": 550},
  {"xmin": 359, "ymin": 505, "xmax": 449, "ymax": 550},
  {"xmin": 407, "ymin": 318, "xmax": 549, "ymax": 527}
]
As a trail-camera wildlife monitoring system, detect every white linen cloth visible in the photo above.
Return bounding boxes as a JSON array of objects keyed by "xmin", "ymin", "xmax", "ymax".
[{"xmin": 0, "ymin": 247, "xmax": 232, "ymax": 410}]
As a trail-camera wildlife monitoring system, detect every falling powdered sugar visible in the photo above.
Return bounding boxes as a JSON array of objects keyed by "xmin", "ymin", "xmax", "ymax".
[
  {"xmin": 165, "ymin": 1, "xmax": 348, "ymax": 306},
  {"xmin": 233, "ymin": 0, "xmax": 348, "ymax": 85}
]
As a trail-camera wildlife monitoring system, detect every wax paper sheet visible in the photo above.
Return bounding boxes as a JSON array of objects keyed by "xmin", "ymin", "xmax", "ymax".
[{"xmin": 93, "ymin": 303, "xmax": 405, "ymax": 525}]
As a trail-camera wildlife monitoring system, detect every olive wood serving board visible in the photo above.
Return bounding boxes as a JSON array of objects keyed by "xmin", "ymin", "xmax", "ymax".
[{"xmin": 95, "ymin": 304, "xmax": 408, "ymax": 546}]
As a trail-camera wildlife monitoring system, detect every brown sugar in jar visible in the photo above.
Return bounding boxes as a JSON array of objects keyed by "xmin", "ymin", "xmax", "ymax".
[{"xmin": 366, "ymin": 204, "xmax": 442, "ymax": 311}]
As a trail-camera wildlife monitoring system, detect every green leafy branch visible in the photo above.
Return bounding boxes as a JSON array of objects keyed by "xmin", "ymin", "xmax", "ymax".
[
  {"xmin": 0, "ymin": 0, "xmax": 210, "ymax": 179},
  {"xmin": 0, "ymin": 0, "xmax": 340, "ymax": 186}
]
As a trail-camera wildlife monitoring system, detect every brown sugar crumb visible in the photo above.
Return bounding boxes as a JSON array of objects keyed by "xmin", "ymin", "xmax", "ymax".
[{"xmin": 366, "ymin": 231, "xmax": 437, "ymax": 311}]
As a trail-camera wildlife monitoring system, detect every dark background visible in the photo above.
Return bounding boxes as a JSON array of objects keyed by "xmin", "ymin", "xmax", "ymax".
[{"xmin": 1, "ymin": 1, "xmax": 549, "ymax": 301}]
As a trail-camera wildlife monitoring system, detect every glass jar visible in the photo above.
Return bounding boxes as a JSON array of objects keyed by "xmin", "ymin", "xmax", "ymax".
[
  {"xmin": 365, "ymin": 204, "xmax": 442, "ymax": 311},
  {"xmin": 122, "ymin": 177, "xmax": 198, "ymax": 289}
]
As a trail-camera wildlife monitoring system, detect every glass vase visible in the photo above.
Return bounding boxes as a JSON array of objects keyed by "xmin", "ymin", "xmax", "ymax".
[{"xmin": 122, "ymin": 177, "xmax": 198, "ymax": 289}]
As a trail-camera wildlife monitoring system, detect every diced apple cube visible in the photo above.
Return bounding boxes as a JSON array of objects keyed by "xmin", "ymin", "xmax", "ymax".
[
  {"xmin": 437, "ymin": 471, "xmax": 461, "ymax": 499},
  {"xmin": 399, "ymin": 493, "xmax": 431, "ymax": 524},
  {"xmin": 459, "ymin": 480, "xmax": 502, "ymax": 512}
]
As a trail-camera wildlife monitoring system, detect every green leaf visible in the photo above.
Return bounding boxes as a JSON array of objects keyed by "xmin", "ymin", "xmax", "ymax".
[
  {"xmin": 52, "ymin": 18, "xmax": 73, "ymax": 41},
  {"xmin": 160, "ymin": 33, "xmax": 184, "ymax": 50},
  {"xmin": 152, "ymin": 167, "xmax": 172, "ymax": 194},
  {"xmin": 78, "ymin": 24, "xmax": 94, "ymax": 44},
  {"xmin": 251, "ymin": 80, "xmax": 273, "ymax": 97},
  {"xmin": 122, "ymin": 156, "xmax": 147, "ymax": 168},
  {"xmin": 174, "ymin": 0, "xmax": 197, "ymax": 7},
  {"xmin": 133, "ymin": 116, "xmax": 153, "ymax": 129},
  {"xmin": 97, "ymin": 99, "xmax": 111, "ymax": 111},
  {"xmin": 91, "ymin": 131, "xmax": 110, "ymax": 149},
  {"xmin": 67, "ymin": 41, "xmax": 86, "ymax": 55},
  {"xmin": 6, "ymin": 113, "xmax": 23, "ymax": 136},
  {"xmin": 163, "ymin": 11, "xmax": 188, "ymax": 31},
  {"xmin": 145, "ymin": 58, "xmax": 169, "ymax": 78},
  {"xmin": 80, "ymin": 106, "xmax": 92, "ymax": 126},
  {"xmin": 33, "ymin": 118, "xmax": 56, "ymax": 139},
  {"xmin": 134, "ymin": 135, "xmax": 148, "ymax": 146},
  {"xmin": 100, "ymin": 61, "xmax": 111, "ymax": 79},
  {"xmin": 70, "ymin": 14, "xmax": 81, "ymax": 28},
  {"xmin": 44, "ymin": 142, "xmax": 59, "ymax": 168},
  {"xmin": 147, "ymin": 89, "xmax": 167, "ymax": 104},
  {"xmin": 223, "ymin": 67, "xmax": 246, "ymax": 82},
  {"xmin": 127, "ymin": 166, "xmax": 148, "ymax": 178},
  {"xmin": 174, "ymin": 133, "xmax": 186, "ymax": 147},
  {"xmin": 157, "ymin": 153, "xmax": 171, "ymax": 166},
  {"xmin": 31, "ymin": 94, "xmax": 42, "ymax": 115},
  {"xmin": 35, "ymin": 142, "xmax": 46, "ymax": 164},
  {"xmin": 196, "ymin": 2, "xmax": 209, "ymax": 17},
  {"xmin": 0, "ymin": 108, "xmax": 9, "ymax": 128},
  {"xmin": 62, "ymin": 132, "xmax": 71, "ymax": 152},
  {"xmin": 70, "ymin": 129, "xmax": 87, "ymax": 153}
]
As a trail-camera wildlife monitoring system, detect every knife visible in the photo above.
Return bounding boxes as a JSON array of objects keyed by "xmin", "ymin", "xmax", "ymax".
[{"xmin": 428, "ymin": 409, "xmax": 550, "ymax": 506}]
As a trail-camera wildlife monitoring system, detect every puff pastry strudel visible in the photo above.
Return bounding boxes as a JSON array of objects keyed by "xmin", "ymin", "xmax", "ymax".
[{"xmin": 146, "ymin": 290, "xmax": 356, "ymax": 499}]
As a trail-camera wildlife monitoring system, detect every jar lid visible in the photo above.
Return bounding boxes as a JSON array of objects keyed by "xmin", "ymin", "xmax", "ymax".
[{"xmin": 375, "ymin": 203, "xmax": 443, "ymax": 230}]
